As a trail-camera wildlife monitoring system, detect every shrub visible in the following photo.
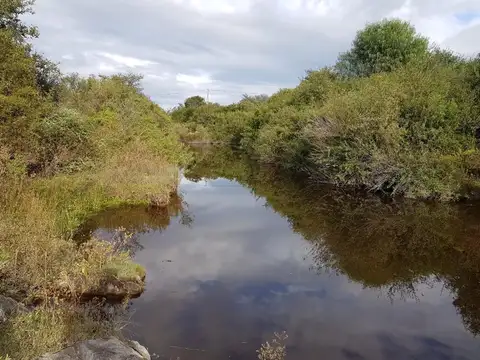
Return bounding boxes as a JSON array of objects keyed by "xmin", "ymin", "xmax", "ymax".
[
  {"xmin": 394, "ymin": 56, "xmax": 476, "ymax": 153},
  {"xmin": 253, "ymin": 106, "xmax": 316, "ymax": 169},
  {"xmin": 0, "ymin": 29, "xmax": 47, "ymax": 158},
  {"xmin": 289, "ymin": 68, "xmax": 338, "ymax": 106},
  {"xmin": 35, "ymin": 107, "xmax": 94, "ymax": 174},
  {"xmin": 307, "ymin": 73, "xmax": 405, "ymax": 188},
  {"xmin": 335, "ymin": 19, "xmax": 429, "ymax": 77}
]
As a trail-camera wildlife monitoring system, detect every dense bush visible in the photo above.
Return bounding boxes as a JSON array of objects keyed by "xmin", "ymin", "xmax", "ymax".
[
  {"xmin": 335, "ymin": 19, "xmax": 429, "ymax": 78},
  {"xmin": 172, "ymin": 20, "xmax": 480, "ymax": 200},
  {"xmin": 0, "ymin": 28, "xmax": 47, "ymax": 157},
  {"xmin": 35, "ymin": 107, "xmax": 94, "ymax": 174}
]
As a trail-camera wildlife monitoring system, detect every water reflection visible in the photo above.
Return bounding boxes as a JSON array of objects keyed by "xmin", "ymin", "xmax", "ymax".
[
  {"xmin": 186, "ymin": 147, "xmax": 480, "ymax": 338},
  {"xmin": 75, "ymin": 194, "xmax": 193, "ymax": 243},
  {"xmin": 86, "ymin": 146, "xmax": 480, "ymax": 359}
]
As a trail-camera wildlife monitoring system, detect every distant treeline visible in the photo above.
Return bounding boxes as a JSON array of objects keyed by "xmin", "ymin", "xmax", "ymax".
[{"xmin": 172, "ymin": 19, "xmax": 480, "ymax": 201}]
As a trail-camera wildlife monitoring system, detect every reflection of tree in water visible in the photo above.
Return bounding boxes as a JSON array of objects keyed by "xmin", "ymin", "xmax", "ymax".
[
  {"xmin": 107, "ymin": 227, "xmax": 145, "ymax": 257},
  {"xmin": 179, "ymin": 207, "xmax": 194, "ymax": 228},
  {"xmin": 186, "ymin": 146, "xmax": 480, "ymax": 336},
  {"xmin": 447, "ymin": 269, "xmax": 480, "ymax": 335},
  {"xmin": 75, "ymin": 193, "xmax": 194, "ymax": 244}
]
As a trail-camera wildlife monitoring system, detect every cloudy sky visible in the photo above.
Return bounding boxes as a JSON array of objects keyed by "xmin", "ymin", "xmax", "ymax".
[{"xmin": 28, "ymin": 0, "xmax": 480, "ymax": 108}]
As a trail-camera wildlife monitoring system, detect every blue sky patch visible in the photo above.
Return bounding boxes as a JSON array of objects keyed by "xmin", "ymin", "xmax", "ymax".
[{"xmin": 455, "ymin": 12, "xmax": 480, "ymax": 23}]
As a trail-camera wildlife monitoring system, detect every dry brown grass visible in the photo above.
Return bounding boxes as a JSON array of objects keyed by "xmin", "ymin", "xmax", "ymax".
[
  {"xmin": 0, "ymin": 300, "xmax": 129, "ymax": 360},
  {"xmin": 0, "ymin": 143, "xmax": 181, "ymax": 359},
  {"xmin": 0, "ymin": 147, "xmax": 164, "ymax": 301},
  {"xmin": 99, "ymin": 142, "xmax": 179, "ymax": 207},
  {"xmin": 257, "ymin": 332, "xmax": 288, "ymax": 360}
]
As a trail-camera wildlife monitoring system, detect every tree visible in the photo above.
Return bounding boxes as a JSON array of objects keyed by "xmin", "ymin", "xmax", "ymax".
[
  {"xmin": 241, "ymin": 94, "xmax": 269, "ymax": 103},
  {"xmin": 1, "ymin": 0, "xmax": 61, "ymax": 98},
  {"xmin": 0, "ymin": 28, "xmax": 44, "ymax": 155},
  {"xmin": 335, "ymin": 19, "xmax": 429, "ymax": 77},
  {"xmin": 0, "ymin": 0, "xmax": 38, "ymax": 41},
  {"xmin": 33, "ymin": 52, "xmax": 62, "ymax": 97},
  {"xmin": 184, "ymin": 95, "xmax": 206, "ymax": 109}
]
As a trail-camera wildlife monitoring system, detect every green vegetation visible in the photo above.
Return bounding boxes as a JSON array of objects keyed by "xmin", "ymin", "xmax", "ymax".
[
  {"xmin": 0, "ymin": 1, "xmax": 188, "ymax": 358},
  {"xmin": 173, "ymin": 19, "xmax": 480, "ymax": 200},
  {"xmin": 335, "ymin": 19, "xmax": 429, "ymax": 77},
  {"xmin": 0, "ymin": 301, "xmax": 129, "ymax": 360},
  {"xmin": 2, "ymin": 1, "xmax": 479, "ymax": 356}
]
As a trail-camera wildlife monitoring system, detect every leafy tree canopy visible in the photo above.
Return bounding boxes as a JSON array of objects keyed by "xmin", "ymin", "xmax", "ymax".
[
  {"xmin": 184, "ymin": 95, "xmax": 206, "ymax": 109},
  {"xmin": 0, "ymin": 0, "xmax": 38, "ymax": 41},
  {"xmin": 335, "ymin": 19, "xmax": 429, "ymax": 77}
]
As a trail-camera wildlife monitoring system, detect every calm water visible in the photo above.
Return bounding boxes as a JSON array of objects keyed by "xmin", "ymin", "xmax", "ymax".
[{"xmin": 85, "ymin": 148, "xmax": 480, "ymax": 360}]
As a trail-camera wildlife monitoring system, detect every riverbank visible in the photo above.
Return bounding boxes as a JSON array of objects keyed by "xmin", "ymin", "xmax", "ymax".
[
  {"xmin": 0, "ymin": 127, "xmax": 188, "ymax": 359},
  {"xmin": 1, "ymin": 3, "xmax": 190, "ymax": 355}
]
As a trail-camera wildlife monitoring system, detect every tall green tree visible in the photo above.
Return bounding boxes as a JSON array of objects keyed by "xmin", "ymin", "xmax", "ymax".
[
  {"xmin": 184, "ymin": 95, "xmax": 206, "ymax": 109},
  {"xmin": 0, "ymin": 29, "xmax": 45, "ymax": 156},
  {"xmin": 335, "ymin": 19, "xmax": 429, "ymax": 77},
  {"xmin": 0, "ymin": 0, "xmax": 52, "ymax": 157},
  {"xmin": 0, "ymin": 0, "xmax": 38, "ymax": 41},
  {"xmin": 1, "ymin": 0, "xmax": 61, "ymax": 97}
]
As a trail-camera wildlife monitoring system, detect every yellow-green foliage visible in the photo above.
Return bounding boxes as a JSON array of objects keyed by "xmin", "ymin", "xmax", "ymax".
[
  {"xmin": 56, "ymin": 74, "xmax": 189, "ymax": 166},
  {"xmin": 307, "ymin": 58, "xmax": 478, "ymax": 199},
  {"xmin": 34, "ymin": 144, "xmax": 180, "ymax": 235},
  {"xmin": 0, "ymin": 72, "xmax": 188, "ymax": 299},
  {"xmin": 0, "ymin": 29, "xmax": 48, "ymax": 157},
  {"xmin": 253, "ymin": 106, "xmax": 317, "ymax": 169}
]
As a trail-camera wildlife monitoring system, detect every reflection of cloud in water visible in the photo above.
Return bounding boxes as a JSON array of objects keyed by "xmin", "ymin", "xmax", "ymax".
[
  {"xmin": 135, "ymin": 183, "xmax": 310, "ymax": 290},
  {"xmin": 130, "ymin": 276, "xmax": 476, "ymax": 360},
  {"xmin": 123, "ymin": 178, "xmax": 480, "ymax": 360},
  {"xmin": 180, "ymin": 176, "xmax": 212, "ymax": 189}
]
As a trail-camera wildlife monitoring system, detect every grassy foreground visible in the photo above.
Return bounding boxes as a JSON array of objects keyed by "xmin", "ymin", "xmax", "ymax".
[{"xmin": 0, "ymin": 1, "xmax": 189, "ymax": 358}]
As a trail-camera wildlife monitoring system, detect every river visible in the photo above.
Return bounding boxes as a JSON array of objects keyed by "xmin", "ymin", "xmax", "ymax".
[{"xmin": 82, "ymin": 147, "xmax": 480, "ymax": 360}]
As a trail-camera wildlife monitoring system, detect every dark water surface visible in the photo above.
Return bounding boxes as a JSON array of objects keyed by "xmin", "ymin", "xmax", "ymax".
[{"xmin": 86, "ymin": 148, "xmax": 480, "ymax": 360}]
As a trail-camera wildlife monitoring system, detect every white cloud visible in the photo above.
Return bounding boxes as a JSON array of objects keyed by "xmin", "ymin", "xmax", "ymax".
[
  {"xmin": 97, "ymin": 52, "xmax": 157, "ymax": 68},
  {"xmin": 96, "ymin": 62, "xmax": 118, "ymax": 73},
  {"xmin": 176, "ymin": 72, "xmax": 213, "ymax": 88},
  {"xmin": 282, "ymin": 0, "xmax": 345, "ymax": 17},
  {"xmin": 27, "ymin": 0, "xmax": 480, "ymax": 108},
  {"xmin": 172, "ymin": 0, "xmax": 253, "ymax": 14}
]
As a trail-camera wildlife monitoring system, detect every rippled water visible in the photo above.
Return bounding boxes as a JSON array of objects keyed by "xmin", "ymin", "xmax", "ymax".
[{"xmin": 84, "ymin": 148, "xmax": 480, "ymax": 360}]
